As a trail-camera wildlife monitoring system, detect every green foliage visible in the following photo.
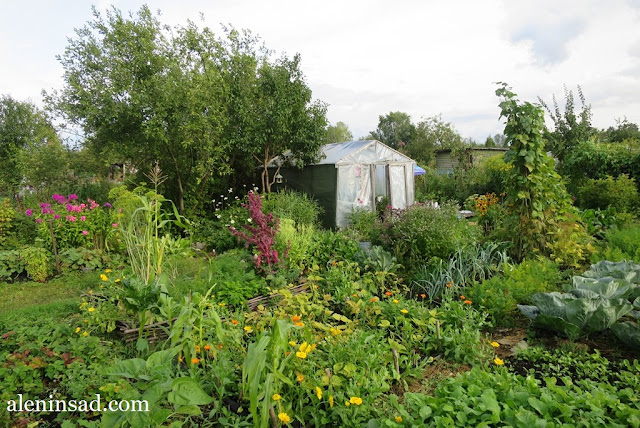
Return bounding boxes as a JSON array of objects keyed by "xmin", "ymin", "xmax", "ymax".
[
  {"xmin": 0, "ymin": 198, "xmax": 16, "ymax": 250},
  {"xmin": 496, "ymin": 83, "xmax": 593, "ymax": 267},
  {"xmin": 578, "ymin": 174, "xmax": 640, "ymax": 212},
  {"xmin": 372, "ymin": 202, "xmax": 479, "ymax": 273},
  {"xmin": 325, "ymin": 121, "xmax": 353, "ymax": 144},
  {"xmin": 348, "ymin": 209, "xmax": 378, "ymax": 241},
  {"xmin": 308, "ymin": 229, "xmax": 360, "ymax": 267},
  {"xmin": 390, "ymin": 365, "xmax": 640, "ymax": 427},
  {"xmin": 262, "ymin": 190, "xmax": 322, "ymax": 227},
  {"xmin": 19, "ymin": 245, "xmax": 50, "ymax": 283},
  {"xmin": 405, "ymin": 115, "xmax": 467, "ymax": 166},
  {"xmin": 58, "ymin": 247, "xmax": 122, "ymax": 272},
  {"xmin": 205, "ymin": 250, "xmax": 268, "ymax": 307},
  {"xmin": 594, "ymin": 224, "xmax": 640, "ymax": 262},
  {"xmin": 466, "ymin": 258, "xmax": 563, "ymax": 327},
  {"xmin": 369, "ymin": 111, "xmax": 416, "ymax": 150},
  {"xmin": 0, "ymin": 250, "xmax": 25, "ymax": 282},
  {"xmin": 276, "ymin": 218, "xmax": 315, "ymax": 269}
]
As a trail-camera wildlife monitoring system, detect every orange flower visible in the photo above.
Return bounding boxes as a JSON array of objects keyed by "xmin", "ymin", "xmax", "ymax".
[
  {"xmin": 464, "ymin": 300, "xmax": 472, "ymax": 305},
  {"xmin": 191, "ymin": 358, "xmax": 200, "ymax": 364},
  {"xmin": 218, "ymin": 343, "xmax": 223, "ymax": 349},
  {"xmin": 460, "ymin": 295, "xmax": 465, "ymax": 300},
  {"xmin": 385, "ymin": 291, "xmax": 393, "ymax": 296},
  {"xmin": 446, "ymin": 281, "xmax": 453, "ymax": 288},
  {"xmin": 231, "ymin": 319, "xmax": 239, "ymax": 325},
  {"xmin": 292, "ymin": 315, "xmax": 302, "ymax": 322},
  {"xmin": 294, "ymin": 321, "xmax": 305, "ymax": 327},
  {"xmin": 420, "ymin": 293, "xmax": 426, "ymax": 298},
  {"xmin": 204, "ymin": 345, "xmax": 211, "ymax": 351},
  {"xmin": 369, "ymin": 297, "xmax": 378, "ymax": 302}
]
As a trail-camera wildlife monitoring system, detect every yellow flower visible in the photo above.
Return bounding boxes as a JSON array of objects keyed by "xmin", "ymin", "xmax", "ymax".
[
  {"xmin": 278, "ymin": 412, "xmax": 291, "ymax": 424},
  {"xmin": 400, "ymin": 309, "xmax": 408, "ymax": 314},
  {"xmin": 329, "ymin": 395, "xmax": 334, "ymax": 408},
  {"xmin": 244, "ymin": 326, "xmax": 253, "ymax": 333},
  {"xmin": 296, "ymin": 373, "xmax": 304, "ymax": 382},
  {"xmin": 490, "ymin": 341, "xmax": 500, "ymax": 348},
  {"xmin": 272, "ymin": 393, "xmax": 281, "ymax": 401},
  {"xmin": 299, "ymin": 342, "xmax": 310, "ymax": 353},
  {"xmin": 315, "ymin": 387, "xmax": 322, "ymax": 400},
  {"xmin": 218, "ymin": 302, "xmax": 226, "ymax": 307},
  {"xmin": 114, "ymin": 278, "xmax": 121, "ymax": 283},
  {"xmin": 88, "ymin": 307, "xmax": 95, "ymax": 313},
  {"xmin": 294, "ymin": 321, "xmax": 305, "ymax": 327},
  {"xmin": 395, "ymin": 416, "xmax": 403, "ymax": 423},
  {"xmin": 296, "ymin": 351, "xmax": 307, "ymax": 359},
  {"xmin": 345, "ymin": 401, "xmax": 350, "ymax": 407},
  {"xmin": 100, "ymin": 274, "xmax": 108, "ymax": 281},
  {"xmin": 82, "ymin": 331, "xmax": 89, "ymax": 337},
  {"xmin": 104, "ymin": 269, "xmax": 112, "ymax": 273},
  {"xmin": 392, "ymin": 299, "xmax": 399, "ymax": 304},
  {"xmin": 350, "ymin": 396, "xmax": 363, "ymax": 405},
  {"xmin": 289, "ymin": 341, "xmax": 297, "ymax": 346},
  {"xmin": 494, "ymin": 357, "xmax": 504, "ymax": 366},
  {"xmin": 75, "ymin": 327, "xmax": 81, "ymax": 333},
  {"xmin": 195, "ymin": 345, "xmax": 201, "ymax": 353}
]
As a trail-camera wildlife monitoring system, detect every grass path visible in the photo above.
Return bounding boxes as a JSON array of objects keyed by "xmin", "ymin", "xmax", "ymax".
[{"xmin": 0, "ymin": 272, "xmax": 97, "ymax": 320}]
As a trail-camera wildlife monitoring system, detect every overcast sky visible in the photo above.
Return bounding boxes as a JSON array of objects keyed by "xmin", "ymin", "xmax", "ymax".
[{"xmin": 2, "ymin": 0, "xmax": 640, "ymax": 142}]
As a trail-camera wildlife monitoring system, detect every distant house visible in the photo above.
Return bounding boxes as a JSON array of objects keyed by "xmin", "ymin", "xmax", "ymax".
[
  {"xmin": 269, "ymin": 140, "xmax": 416, "ymax": 229},
  {"xmin": 435, "ymin": 147, "xmax": 508, "ymax": 174}
]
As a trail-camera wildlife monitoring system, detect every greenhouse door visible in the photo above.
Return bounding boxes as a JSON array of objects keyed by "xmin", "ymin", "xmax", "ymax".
[{"xmin": 389, "ymin": 164, "xmax": 408, "ymax": 209}]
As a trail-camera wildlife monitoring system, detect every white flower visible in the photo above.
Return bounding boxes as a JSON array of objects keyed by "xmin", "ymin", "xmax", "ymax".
[
  {"xmin": 247, "ymin": 218, "xmax": 252, "ymax": 223},
  {"xmin": 216, "ymin": 214, "xmax": 221, "ymax": 219},
  {"xmin": 235, "ymin": 196, "xmax": 239, "ymax": 200},
  {"xmin": 230, "ymin": 220, "xmax": 235, "ymax": 224},
  {"xmin": 228, "ymin": 188, "xmax": 233, "ymax": 193},
  {"xmin": 253, "ymin": 187, "xmax": 259, "ymax": 192},
  {"xmin": 224, "ymin": 197, "xmax": 228, "ymax": 200}
]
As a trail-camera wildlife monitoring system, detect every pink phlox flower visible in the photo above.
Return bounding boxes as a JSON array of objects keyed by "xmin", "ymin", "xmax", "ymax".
[
  {"xmin": 68, "ymin": 194, "xmax": 78, "ymax": 201},
  {"xmin": 25, "ymin": 209, "xmax": 33, "ymax": 217},
  {"xmin": 54, "ymin": 214, "xmax": 61, "ymax": 219},
  {"xmin": 35, "ymin": 218, "xmax": 43, "ymax": 224},
  {"xmin": 81, "ymin": 230, "xmax": 88, "ymax": 235},
  {"xmin": 80, "ymin": 216, "xmax": 86, "ymax": 221},
  {"xmin": 66, "ymin": 215, "xmax": 77, "ymax": 222}
]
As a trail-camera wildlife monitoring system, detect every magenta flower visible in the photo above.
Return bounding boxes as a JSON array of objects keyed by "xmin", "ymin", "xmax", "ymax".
[
  {"xmin": 66, "ymin": 215, "xmax": 77, "ymax": 222},
  {"xmin": 66, "ymin": 204, "xmax": 73, "ymax": 212},
  {"xmin": 103, "ymin": 202, "xmax": 112, "ymax": 208},
  {"xmin": 112, "ymin": 223, "xmax": 118, "ymax": 228},
  {"xmin": 68, "ymin": 194, "xmax": 78, "ymax": 201},
  {"xmin": 25, "ymin": 209, "xmax": 33, "ymax": 217},
  {"xmin": 54, "ymin": 214, "xmax": 61, "ymax": 219},
  {"xmin": 82, "ymin": 230, "xmax": 88, "ymax": 235},
  {"xmin": 80, "ymin": 216, "xmax": 86, "ymax": 221},
  {"xmin": 52, "ymin": 194, "xmax": 66, "ymax": 204}
]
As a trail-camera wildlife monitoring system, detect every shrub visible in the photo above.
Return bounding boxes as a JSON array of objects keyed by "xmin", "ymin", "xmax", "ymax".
[
  {"xmin": 276, "ymin": 218, "xmax": 315, "ymax": 268},
  {"xmin": 593, "ymin": 224, "xmax": 640, "ymax": 262},
  {"xmin": 372, "ymin": 202, "xmax": 479, "ymax": 273},
  {"xmin": 348, "ymin": 208, "xmax": 378, "ymax": 241},
  {"xmin": 465, "ymin": 258, "xmax": 563, "ymax": 327},
  {"xmin": 262, "ymin": 190, "xmax": 323, "ymax": 227},
  {"xmin": 18, "ymin": 245, "xmax": 50, "ymax": 282},
  {"xmin": 577, "ymin": 174, "xmax": 640, "ymax": 212}
]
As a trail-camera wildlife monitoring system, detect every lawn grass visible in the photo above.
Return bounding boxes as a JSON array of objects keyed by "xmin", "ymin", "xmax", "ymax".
[{"xmin": 0, "ymin": 271, "xmax": 97, "ymax": 320}]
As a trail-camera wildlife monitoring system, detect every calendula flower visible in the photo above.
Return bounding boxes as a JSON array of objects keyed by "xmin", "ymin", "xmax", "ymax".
[
  {"xmin": 294, "ymin": 321, "xmax": 305, "ymax": 327},
  {"xmin": 289, "ymin": 341, "xmax": 297, "ymax": 346},
  {"xmin": 218, "ymin": 302, "xmax": 226, "ymax": 307},
  {"xmin": 292, "ymin": 315, "xmax": 301, "ymax": 322},
  {"xmin": 82, "ymin": 331, "xmax": 89, "ymax": 337},
  {"xmin": 204, "ymin": 345, "xmax": 211, "ymax": 351},
  {"xmin": 244, "ymin": 326, "xmax": 253, "ymax": 333},
  {"xmin": 191, "ymin": 357, "xmax": 200, "ymax": 364},
  {"xmin": 345, "ymin": 401, "xmax": 350, "ymax": 407},
  {"xmin": 296, "ymin": 351, "xmax": 307, "ymax": 359},
  {"xmin": 278, "ymin": 412, "xmax": 291, "ymax": 424},
  {"xmin": 75, "ymin": 327, "xmax": 81, "ymax": 333},
  {"xmin": 299, "ymin": 342, "xmax": 310, "ymax": 353},
  {"xmin": 420, "ymin": 293, "xmax": 426, "ymax": 298},
  {"xmin": 195, "ymin": 345, "xmax": 201, "ymax": 353},
  {"xmin": 369, "ymin": 297, "xmax": 378, "ymax": 302},
  {"xmin": 114, "ymin": 278, "xmax": 121, "ymax": 283},
  {"xmin": 490, "ymin": 341, "xmax": 500, "ymax": 348},
  {"xmin": 100, "ymin": 274, "xmax": 108, "ymax": 281},
  {"xmin": 464, "ymin": 300, "xmax": 472, "ymax": 305},
  {"xmin": 105, "ymin": 269, "xmax": 112, "ymax": 273},
  {"xmin": 392, "ymin": 299, "xmax": 399, "ymax": 304},
  {"xmin": 395, "ymin": 416, "xmax": 403, "ymax": 423},
  {"xmin": 350, "ymin": 396, "xmax": 363, "ymax": 405},
  {"xmin": 385, "ymin": 291, "xmax": 393, "ymax": 296},
  {"xmin": 460, "ymin": 295, "xmax": 465, "ymax": 300},
  {"xmin": 400, "ymin": 309, "xmax": 408, "ymax": 314},
  {"xmin": 445, "ymin": 282, "xmax": 453, "ymax": 288},
  {"xmin": 231, "ymin": 320, "xmax": 239, "ymax": 325},
  {"xmin": 329, "ymin": 395, "xmax": 334, "ymax": 407},
  {"xmin": 494, "ymin": 358, "xmax": 504, "ymax": 366},
  {"xmin": 272, "ymin": 393, "xmax": 281, "ymax": 401},
  {"xmin": 88, "ymin": 307, "xmax": 95, "ymax": 313},
  {"xmin": 296, "ymin": 373, "xmax": 304, "ymax": 382},
  {"xmin": 315, "ymin": 387, "xmax": 322, "ymax": 400}
]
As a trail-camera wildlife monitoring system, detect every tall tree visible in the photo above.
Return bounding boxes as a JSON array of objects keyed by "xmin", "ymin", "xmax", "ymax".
[
  {"xmin": 325, "ymin": 121, "xmax": 353, "ymax": 143},
  {"xmin": 370, "ymin": 111, "xmax": 416, "ymax": 149},
  {"xmin": 0, "ymin": 95, "xmax": 61, "ymax": 197},
  {"xmin": 404, "ymin": 115, "xmax": 465, "ymax": 165}
]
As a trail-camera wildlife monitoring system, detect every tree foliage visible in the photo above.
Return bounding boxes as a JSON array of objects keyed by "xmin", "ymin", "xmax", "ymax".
[
  {"xmin": 325, "ymin": 121, "xmax": 353, "ymax": 144},
  {"xmin": 370, "ymin": 111, "xmax": 416, "ymax": 149},
  {"xmin": 47, "ymin": 6, "xmax": 327, "ymax": 212},
  {"xmin": 405, "ymin": 115, "xmax": 466, "ymax": 165}
]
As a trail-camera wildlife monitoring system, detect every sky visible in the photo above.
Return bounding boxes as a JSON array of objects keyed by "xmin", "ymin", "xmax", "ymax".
[{"xmin": 1, "ymin": 0, "xmax": 640, "ymax": 143}]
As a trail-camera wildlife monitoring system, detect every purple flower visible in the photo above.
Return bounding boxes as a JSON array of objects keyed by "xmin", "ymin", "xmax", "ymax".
[
  {"xmin": 66, "ymin": 204, "xmax": 73, "ymax": 212},
  {"xmin": 103, "ymin": 202, "xmax": 112, "ymax": 208},
  {"xmin": 52, "ymin": 194, "xmax": 66, "ymax": 204},
  {"xmin": 54, "ymin": 214, "xmax": 61, "ymax": 219},
  {"xmin": 68, "ymin": 194, "xmax": 78, "ymax": 201},
  {"xmin": 25, "ymin": 209, "xmax": 33, "ymax": 217}
]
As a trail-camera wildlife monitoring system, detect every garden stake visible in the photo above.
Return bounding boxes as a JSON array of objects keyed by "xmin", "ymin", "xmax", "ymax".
[
  {"xmin": 47, "ymin": 218, "xmax": 61, "ymax": 275},
  {"xmin": 435, "ymin": 319, "xmax": 442, "ymax": 352},
  {"xmin": 392, "ymin": 348, "xmax": 400, "ymax": 376},
  {"xmin": 269, "ymin": 405, "xmax": 278, "ymax": 428}
]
